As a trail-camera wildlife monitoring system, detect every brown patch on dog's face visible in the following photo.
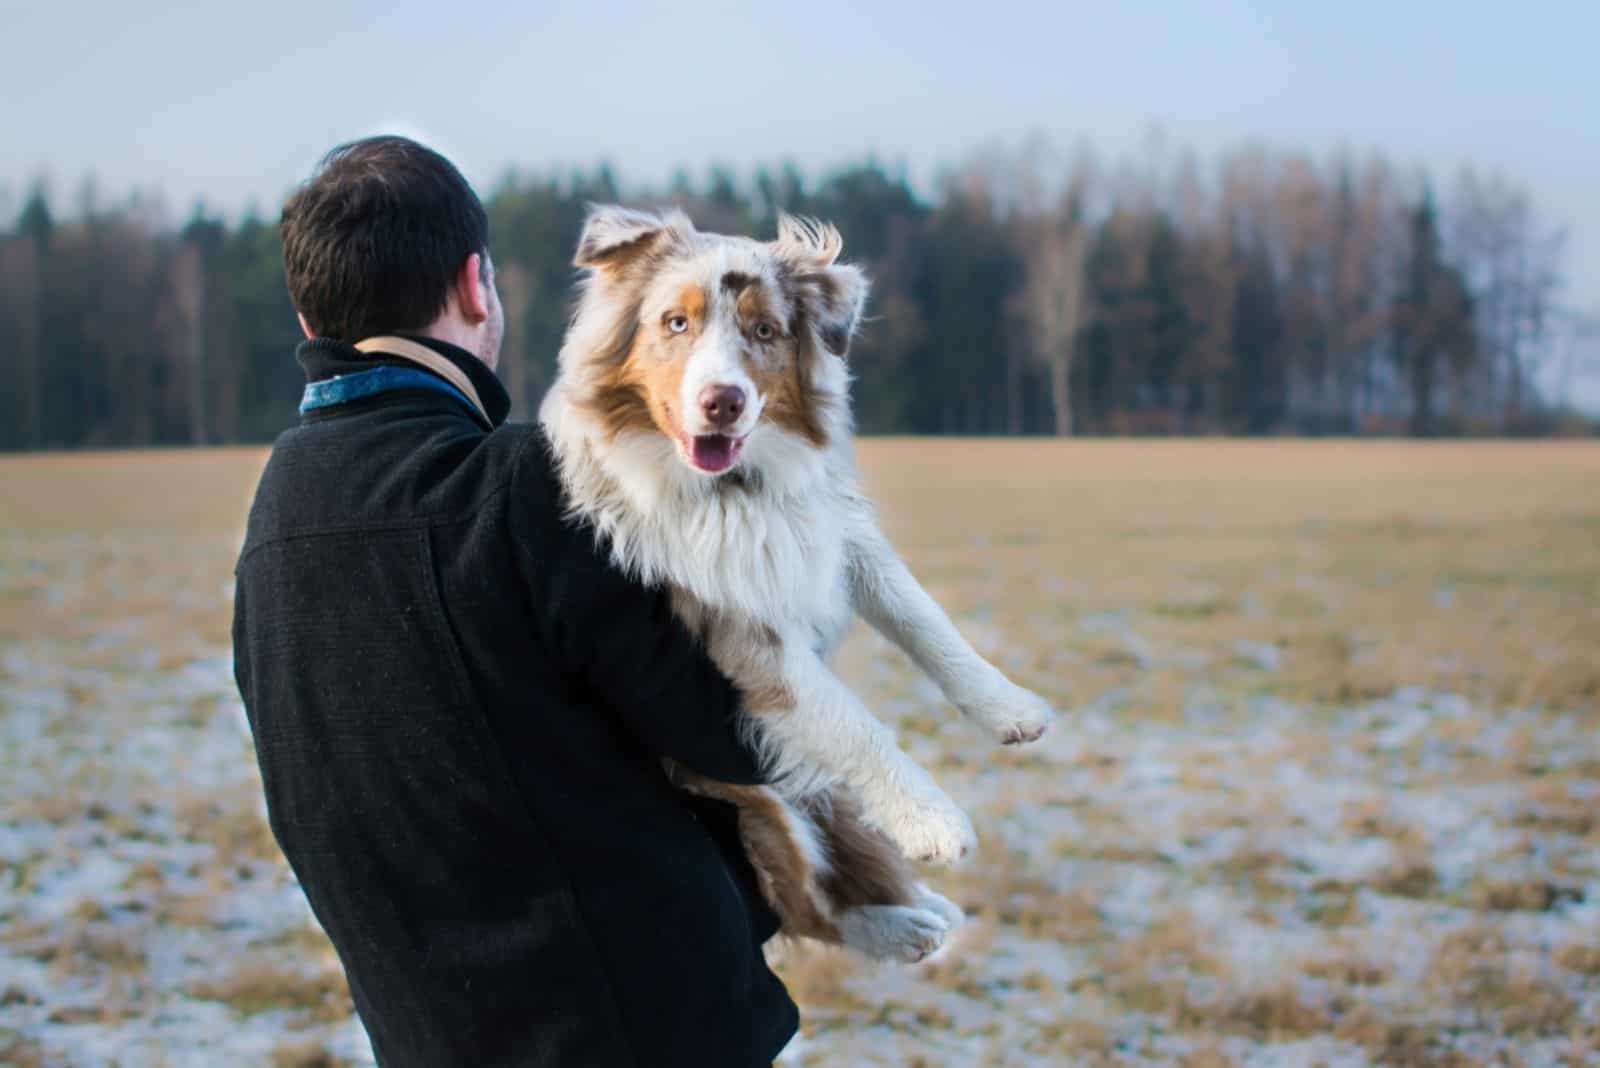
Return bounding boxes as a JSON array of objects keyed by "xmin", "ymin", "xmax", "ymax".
[
  {"xmin": 581, "ymin": 368, "xmax": 656, "ymax": 439},
  {"xmin": 735, "ymin": 278, "xmax": 828, "ymax": 448},
  {"xmin": 578, "ymin": 281, "xmax": 705, "ymax": 442},
  {"xmin": 721, "ymin": 270, "xmax": 757, "ymax": 295},
  {"xmin": 734, "ymin": 284, "xmax": 778, "ymax": 327},
  {"xmin": 677, "ymin": 282, "xmax": 706, "ymax": 325}
]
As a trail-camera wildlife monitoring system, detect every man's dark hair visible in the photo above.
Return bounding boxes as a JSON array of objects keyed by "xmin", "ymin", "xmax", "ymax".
[{"xmin": 281, "ymin": 135, "xmax": 489, "ymax": 341}]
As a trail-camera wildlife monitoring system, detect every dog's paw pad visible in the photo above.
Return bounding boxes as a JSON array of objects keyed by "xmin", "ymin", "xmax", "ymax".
[
  {"xmin": 880, "ymin": 801, "xmax": 976, "ymax": 867},
  {"xmin": 1001, "ymin": 721, "xmax": 1048, "ymax": 746},
  {"xmin": 967, "ymin": 685, "xmax": 1053, "ymax": 747}
]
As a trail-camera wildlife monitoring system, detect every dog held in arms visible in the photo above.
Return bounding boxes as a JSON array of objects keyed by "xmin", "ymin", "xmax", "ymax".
[{"xmin": 540, "ymin": 205, "xmax": 1054, "ymax": 962}]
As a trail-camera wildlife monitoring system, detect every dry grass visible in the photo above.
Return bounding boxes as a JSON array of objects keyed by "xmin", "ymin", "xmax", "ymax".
[
  {"xmin": 0, "ymin": 447, "xmax": 266, "ymax": 535},
  {"xmin": 185, "ymin": 962, "xmax": 351, "ymax": 1023},
  {"xmin": 1553, "ymin": 941, "xmax": 1600, "ymax": 976},
  {"xmin": 857, "ymin": 438, "xmax": 1600, "ymax": 716},
  {"xmin": 0, "ymin": 1032, "xmax": 49, "ymax": 1068},
  {"xmin": 271, "ymin": 1038, "xmax": 349, "ymax": 1068},
  {"xmin": 3, "ymin": 439, "xmax": 1597, "ymax": 1065}
]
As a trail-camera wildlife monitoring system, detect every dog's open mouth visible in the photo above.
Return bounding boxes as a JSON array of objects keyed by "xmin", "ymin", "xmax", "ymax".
[{"xmin": 685, "ymin": 433, "xmax": 744, "ymax": 474}]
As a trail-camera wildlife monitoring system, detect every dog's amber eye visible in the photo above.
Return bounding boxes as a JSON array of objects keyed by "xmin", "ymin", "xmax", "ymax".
[
  {"xmin": 754, "ymin": 322, "xmax": 775, "ymax": 341},
  {"xmin": 667, "ymin": 315, "xmax": 689, "ymax": 334}
]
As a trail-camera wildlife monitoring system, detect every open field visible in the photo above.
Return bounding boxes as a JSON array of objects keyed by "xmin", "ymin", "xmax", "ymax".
[{"xmin": 2, "ymin": 440, "xmax": 1598, "ymax": 1067}]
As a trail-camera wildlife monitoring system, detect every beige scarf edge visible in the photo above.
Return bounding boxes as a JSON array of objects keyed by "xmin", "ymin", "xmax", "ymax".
[{"xmin": 353, "ymin": 336, "xmax": 492, "ymax": 427}]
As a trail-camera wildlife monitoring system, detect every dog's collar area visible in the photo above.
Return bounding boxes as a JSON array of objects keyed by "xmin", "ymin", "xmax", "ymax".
[{"xmin": 718, "ymin": 466, "xmax": 761, "ymax": 494}]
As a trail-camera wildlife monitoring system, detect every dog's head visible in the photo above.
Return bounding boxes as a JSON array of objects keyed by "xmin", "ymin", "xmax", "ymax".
[{"xmin": 560, "ymin": 205, "xmax": 867, "ymax": 477}]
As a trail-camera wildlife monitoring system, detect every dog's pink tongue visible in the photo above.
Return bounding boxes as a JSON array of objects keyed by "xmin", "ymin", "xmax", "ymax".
[{"xmin": 692, "ymin": 435, "xmax": 737, "ymax": 472}]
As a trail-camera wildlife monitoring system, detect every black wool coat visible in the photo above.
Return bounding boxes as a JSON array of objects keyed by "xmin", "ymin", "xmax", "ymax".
[{"xmin": 232, "ymin": 335, "xmax": 798, "ymax": 1067}]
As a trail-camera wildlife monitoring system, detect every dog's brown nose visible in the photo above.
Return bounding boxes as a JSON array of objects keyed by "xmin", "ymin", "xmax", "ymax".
[{"xmin": 698, "ymin": 385, "xmax": 746, "ymax": 429}]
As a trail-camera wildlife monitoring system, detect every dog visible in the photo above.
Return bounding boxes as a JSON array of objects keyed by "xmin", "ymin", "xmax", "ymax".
[{"xmin": 540, "ymin": 205, "xmax": 1054, "ymax": 961}]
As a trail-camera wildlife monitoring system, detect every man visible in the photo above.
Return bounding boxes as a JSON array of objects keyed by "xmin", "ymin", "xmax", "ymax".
[{"xmin": 232, "ymin": 135, "xmax": 798, "ymax": 1067}]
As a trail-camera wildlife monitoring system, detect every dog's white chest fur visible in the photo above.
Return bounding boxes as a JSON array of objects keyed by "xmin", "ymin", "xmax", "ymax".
[{"xmin": 542, "ymin": 391, "xmax": 861, "ymax": 647}]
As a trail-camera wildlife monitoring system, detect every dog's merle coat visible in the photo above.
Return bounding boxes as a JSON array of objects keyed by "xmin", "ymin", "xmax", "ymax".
[{"xmin": 542, "ymin": 207, "xmax": 1053, "ymax": 961}]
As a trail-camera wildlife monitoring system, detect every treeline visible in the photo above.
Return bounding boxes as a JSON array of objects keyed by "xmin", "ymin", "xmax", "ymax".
[{"xmin": 0, "ymin": 141, "xmax": 1592, "ymax": 449}]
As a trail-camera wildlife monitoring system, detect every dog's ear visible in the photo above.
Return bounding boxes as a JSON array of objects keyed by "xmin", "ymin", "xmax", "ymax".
[
  {"xmin": 775, "ymin": 214, "xmax": 844, "ymax": 267},
  {"xmin": 776, "ymin": 214, "xmax": 869, "ymax": 358},
  {"xmin": 574, "ymin": 204, "xmax": 691, "ymax": 272}
]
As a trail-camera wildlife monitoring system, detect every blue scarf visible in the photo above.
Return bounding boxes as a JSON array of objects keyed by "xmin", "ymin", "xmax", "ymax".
[{"xmin": 300, "ymin": 365, "xmax": 487, "ymax": 428}]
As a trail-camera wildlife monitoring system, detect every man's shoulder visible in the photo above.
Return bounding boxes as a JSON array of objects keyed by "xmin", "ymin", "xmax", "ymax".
[{"xmin": 238, "ymin": 415, "xmax": 560, "ymax": 565}]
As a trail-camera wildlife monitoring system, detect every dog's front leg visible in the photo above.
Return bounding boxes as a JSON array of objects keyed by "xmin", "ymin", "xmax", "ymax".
[
  {"xmin": 847, "ymin": 527, "xmax": 1053, "ymax": 746},
  {"xmin": 703, "ymin": 616, "xmax": 976, "ymax": 866}
]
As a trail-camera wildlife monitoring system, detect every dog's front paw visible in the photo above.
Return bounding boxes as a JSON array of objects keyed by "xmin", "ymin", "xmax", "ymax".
[
  {"xmin": 863, "ymin": 780, "xmax": 976, "ymax": 866},
  {"xmin": 962, "ymin": 680, "xmax": 1053, "ymax": 746}
]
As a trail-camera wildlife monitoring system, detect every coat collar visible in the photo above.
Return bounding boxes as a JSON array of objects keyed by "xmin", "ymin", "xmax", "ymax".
[{"xmin": 296, "ymin": 334, "xmax": 512, "ymax": 428}]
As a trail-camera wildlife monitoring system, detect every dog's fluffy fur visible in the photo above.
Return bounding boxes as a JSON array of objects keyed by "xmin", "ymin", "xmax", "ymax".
[{"xmin": 541, "ymin": 205, "xmax": 1052, "ymax": 961}]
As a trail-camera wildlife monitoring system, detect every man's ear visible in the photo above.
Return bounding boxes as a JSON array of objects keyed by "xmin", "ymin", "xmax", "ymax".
[
  {"xmin": 776, "ymin": 215, "xmax": 869, "ymax": 358},
  {"xmin": 574, "ymin": 204, "xmax": 691, "ymax": 272},
  {"xmin": 297, "ymin": 312, "xmax": 315, "ymax": 340},
  {"xmin": 454, "ymin": 252, "xmax": 490, "ymax": 324}
]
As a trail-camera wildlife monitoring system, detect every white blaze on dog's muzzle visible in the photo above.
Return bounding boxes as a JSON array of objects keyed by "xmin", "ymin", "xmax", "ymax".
[{"xmin": 678, "ymin": 322, "xmax": 760, "ymax": 438}]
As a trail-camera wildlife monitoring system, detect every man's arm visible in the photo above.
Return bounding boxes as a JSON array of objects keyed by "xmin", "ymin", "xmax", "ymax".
[{"xmin": 512, "ymin": 436, "xmax": 765, "ymax": 785}]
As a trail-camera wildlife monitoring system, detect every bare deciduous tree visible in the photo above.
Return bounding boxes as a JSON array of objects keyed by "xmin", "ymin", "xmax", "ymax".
[
  {"xmin": 1448, "ymin": 169, "xmax": 1567, "ymax": 429},
  {"xmin": 1021, "ymin": 217, "xmax": 1089, "ymax": 435},
  {"xmin": 1010, "ymin": 154, "xmax": 1094, "ymax": 436}
]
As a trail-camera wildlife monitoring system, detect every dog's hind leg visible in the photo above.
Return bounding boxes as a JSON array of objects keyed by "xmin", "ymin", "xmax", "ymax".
[
  {"xmin": 674, "ymin": 774, "xmax": 843, "ymax": 944},
  {"xmin": 810, "ymin": 791, "xmax": 958, "ymax": 963},
  {"xmin": 911, "ymin": 884, "xmax": 965, "ymax": 929},
  {"xmin": 835, "ymin": 905, "xmax": 948, "ymax": 963},
  {"xmin": 675, "ymin": 776, "xmax": 956, "ymax": 962}
]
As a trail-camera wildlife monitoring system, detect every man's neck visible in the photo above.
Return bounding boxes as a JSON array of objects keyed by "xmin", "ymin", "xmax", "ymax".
[
  {"xmin": 416, "ymin": 322, "xmax": 495, "ymax": 372},
  {"xmin": 300, "ymin": 333, "xmax": 513, "ymax": 428}
]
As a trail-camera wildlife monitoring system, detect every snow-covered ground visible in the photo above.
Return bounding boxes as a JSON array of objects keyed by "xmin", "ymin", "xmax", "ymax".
[
  {"xmin": 776, "ymin": 626, "xmax": 1600, "ymax": 1066},
  {"xmin": 3, "ymin": 439, "xmax": 1598, "ymax": 1066},
  {"xmin": 0, "ymin": 532, "xmax": 376, "ymax": 1067}
]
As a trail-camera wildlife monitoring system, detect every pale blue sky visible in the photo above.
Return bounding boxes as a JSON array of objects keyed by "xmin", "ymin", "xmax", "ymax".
[{"xmin": 4, "ymin": 0, "xmax": 1597, "ymax": 404}]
